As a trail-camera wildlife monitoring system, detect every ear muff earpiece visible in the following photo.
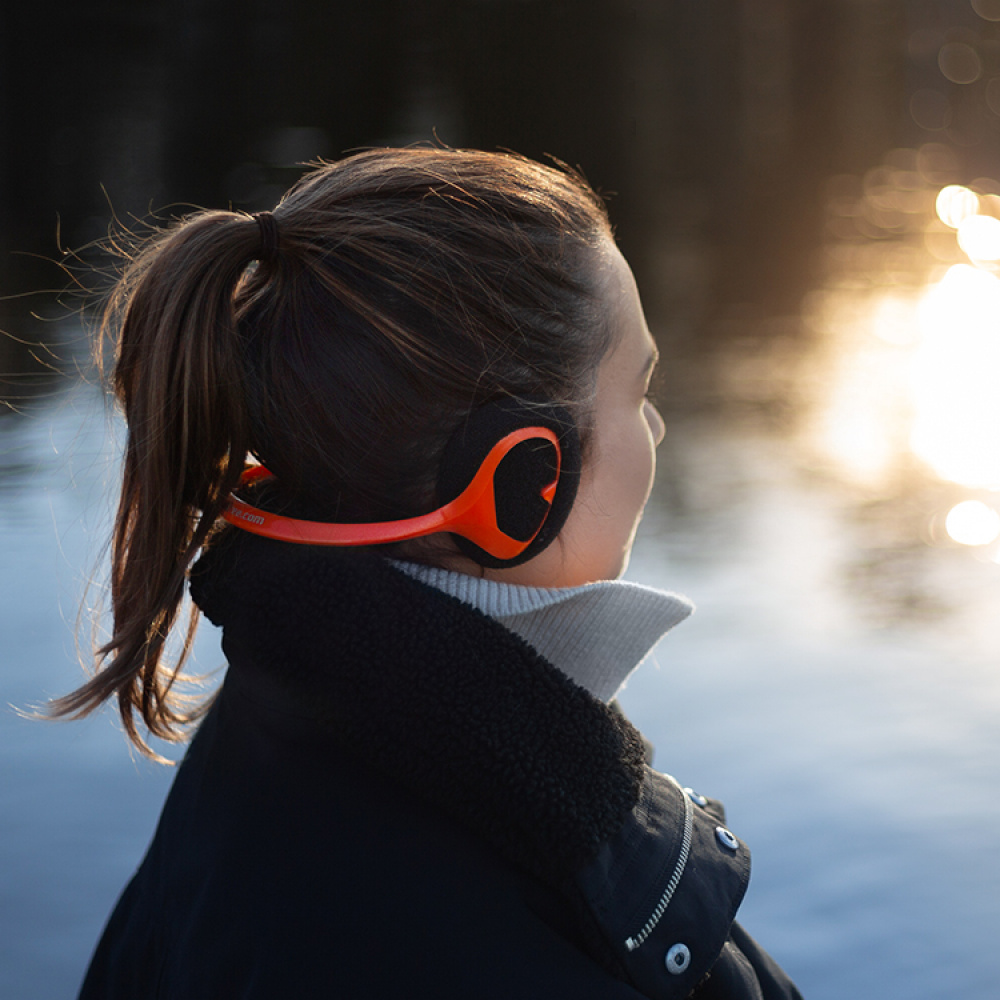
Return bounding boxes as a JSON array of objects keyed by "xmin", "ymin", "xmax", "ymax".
[
  {"xmin": 221, "ymin": 398, "xmax": 580, "ymax": 567},
  {"xmin": 436, "ymin": 398, "xmax": 580, "ymax": 568}
]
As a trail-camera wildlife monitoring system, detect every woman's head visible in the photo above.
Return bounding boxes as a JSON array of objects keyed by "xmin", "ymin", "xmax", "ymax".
[
  {"xmin": 57, "ymin": 147, "xmax": 641, "ymax": 751},
  {"xmin": 202, "ymin": 148, "xmax": 615, "ymax": 523},
  {"xmin": 481, "ymin": 238, "xmax": 665, "ymax": 589}
]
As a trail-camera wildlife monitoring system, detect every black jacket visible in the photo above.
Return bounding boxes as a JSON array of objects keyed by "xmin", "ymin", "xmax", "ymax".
[{"xmin": 79, "ymin": 533, "xmax": 803, "ymax": 999}]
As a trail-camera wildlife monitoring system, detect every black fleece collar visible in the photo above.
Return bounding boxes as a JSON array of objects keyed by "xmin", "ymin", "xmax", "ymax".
[{"xmin": 189, "ymin": 531, "xmax": 647, "ymax": 885}]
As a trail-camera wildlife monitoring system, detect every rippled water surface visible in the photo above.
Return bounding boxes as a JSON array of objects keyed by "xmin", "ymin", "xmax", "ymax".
[{"xmin": 2, "ymin": 381, "xmax": 999, "ymax": 999}]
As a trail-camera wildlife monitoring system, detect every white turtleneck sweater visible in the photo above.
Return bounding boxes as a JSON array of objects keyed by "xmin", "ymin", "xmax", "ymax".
[{"xmin": 393, "ymin": 563, "xmax": 694, "ymax": 704}]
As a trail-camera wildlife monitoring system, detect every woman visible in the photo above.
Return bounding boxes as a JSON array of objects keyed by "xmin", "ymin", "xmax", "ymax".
[{"xmin": 59, "ymin": 147, "xmax": 803, "ymax": 999}]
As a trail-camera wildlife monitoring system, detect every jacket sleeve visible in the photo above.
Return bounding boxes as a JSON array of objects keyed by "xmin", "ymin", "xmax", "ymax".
[
  {"xmin": 574, "ymin": 768, "xmax": 803, "ymax": 1000},
  {"xmin": 689, "ymin": 922, "xmax": 805, "ymax": 999}
]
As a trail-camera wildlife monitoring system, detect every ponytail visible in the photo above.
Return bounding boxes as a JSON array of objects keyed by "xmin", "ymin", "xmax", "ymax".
[
  {"xmin": 50, "ymin": 211, "xmax": 266, "ymax": 756},
  {"xmin": 51, "ymin": 148, "xmax": 614, "ymax": 758}
]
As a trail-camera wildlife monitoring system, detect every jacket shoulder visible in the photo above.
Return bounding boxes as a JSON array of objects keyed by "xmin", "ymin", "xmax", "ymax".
[{"xmin": 576, "ymin": 769, "xmax": 801, "ymax": 1000}]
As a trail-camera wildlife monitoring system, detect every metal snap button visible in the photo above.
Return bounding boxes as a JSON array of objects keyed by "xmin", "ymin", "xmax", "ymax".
[
  {"xmin": 715, "ymin": 826, "xmax": 739, "ymax": 851},
  {"xmin": 665, "ymin": 942, "xmax": 691, "ymax": 974},
  {"xmin": 683, "ymin": 787, "xmax": 708, "ymax": 807}
]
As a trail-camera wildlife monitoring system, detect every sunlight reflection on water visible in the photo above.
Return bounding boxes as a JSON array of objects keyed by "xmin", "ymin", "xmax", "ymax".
[
  {"xmin": 632, "ymin": 153, "xmax": 1000, "ymax": 994},
  {"xmin": 913, "ymin": 264, "xmax": 1000, "ymax": 490},
  {"xmin": 768, "ymin": 149, "xmax": 1000, "ymax": 562}
]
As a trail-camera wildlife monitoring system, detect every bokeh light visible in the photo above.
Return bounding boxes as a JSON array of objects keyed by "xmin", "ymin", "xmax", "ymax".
[
  {"xmin": 935, "ymin": 184, "xmax": 979, "ymax": 227},
  {"xmin": 972, "ymin": 0, "xmax": 1000, "ymax": 22},
  {"xmin": 945, "ymin": 500, "xmax": 1000, "ymax": 545},
  {"xmin": 957, "ymin": 212, "xmax": 1000, "ymax": 259},
  {"xmin": 938, "ymin": 42, "xmax": 982, "ymax": 84}
]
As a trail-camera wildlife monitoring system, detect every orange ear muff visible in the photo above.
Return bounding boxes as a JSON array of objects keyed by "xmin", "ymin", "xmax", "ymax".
[{"xmin": 222, "ymin": 425, "xmax": 562, "ymax": 561}]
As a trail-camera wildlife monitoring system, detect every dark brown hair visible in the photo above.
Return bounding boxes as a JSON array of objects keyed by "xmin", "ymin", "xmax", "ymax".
[{"xmin": 51, "ymin": 147, "xmax": 615, "ymax": 756}]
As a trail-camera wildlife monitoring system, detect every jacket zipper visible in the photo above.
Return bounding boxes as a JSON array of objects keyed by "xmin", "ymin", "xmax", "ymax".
[{"xmin": 624, "ymin": 778, "xmax": 694, "ymax": 952}]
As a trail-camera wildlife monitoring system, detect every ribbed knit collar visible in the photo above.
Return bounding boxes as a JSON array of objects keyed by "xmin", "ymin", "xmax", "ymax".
[{"xmin": 393, "ymin": 563, "xmax": 694, "ymax": 703}]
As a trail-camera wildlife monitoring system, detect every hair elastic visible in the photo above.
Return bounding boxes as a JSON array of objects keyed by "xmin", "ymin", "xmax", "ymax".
[{"xmin": 251, "ymin": 211, "xmax": 280, "ymax": 265}]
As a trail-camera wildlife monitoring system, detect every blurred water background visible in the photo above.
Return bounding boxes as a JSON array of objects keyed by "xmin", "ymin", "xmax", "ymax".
[{"xmin": 4, "ymin": 2, "xmax": 1000, "ymax": 997}]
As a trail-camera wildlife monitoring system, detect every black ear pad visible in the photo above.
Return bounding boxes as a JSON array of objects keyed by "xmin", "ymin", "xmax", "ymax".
[{"xmin": 436, "ymin": 398, "xmax": 582, "ymax": 568}]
